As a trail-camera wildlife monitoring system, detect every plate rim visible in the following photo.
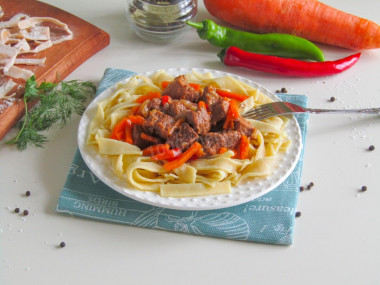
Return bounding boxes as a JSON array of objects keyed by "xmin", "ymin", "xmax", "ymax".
[{"xmin": 78, "ymin": 67, "xmax": 303, "ymax": 210}]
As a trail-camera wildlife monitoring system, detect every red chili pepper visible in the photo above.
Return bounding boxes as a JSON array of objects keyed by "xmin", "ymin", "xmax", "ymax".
[{"xmin": 218, "ymin": 46, "xmax": 361, "ymax": 77}]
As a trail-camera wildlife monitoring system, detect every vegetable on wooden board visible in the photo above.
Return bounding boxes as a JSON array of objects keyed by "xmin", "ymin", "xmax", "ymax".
[
  {"xmin": 187, "ymin": 19, "xmax": 324, "ymax": 62},
  {"xmin": 218, "ymin": 46, "xmax": 361, "ymax": 77},
  {"xmin": 203, "ymin": 0, "xmax": 380, "ymax": 50}
]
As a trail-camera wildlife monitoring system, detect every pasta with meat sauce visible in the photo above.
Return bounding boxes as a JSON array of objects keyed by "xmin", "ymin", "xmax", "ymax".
[{"xmin": 87, "ymin": 70, "xmax": 291, "ymax": 197}]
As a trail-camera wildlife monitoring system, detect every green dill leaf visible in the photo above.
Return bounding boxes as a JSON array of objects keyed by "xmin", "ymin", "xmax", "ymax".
[{"xmin": 6, "ymin": 77, "xmax": 96, "ymax": 151}]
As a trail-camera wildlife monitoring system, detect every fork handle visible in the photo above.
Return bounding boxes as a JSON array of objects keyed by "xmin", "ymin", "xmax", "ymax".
[{"xmin": 305, "ymin": 107, "xmax": 380, "ymax": 115}]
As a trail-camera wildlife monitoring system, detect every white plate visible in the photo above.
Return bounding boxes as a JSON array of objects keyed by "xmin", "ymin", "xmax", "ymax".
[{"xmin": 78, "ymin": 68, "xmax": 303, "ymax": 210}]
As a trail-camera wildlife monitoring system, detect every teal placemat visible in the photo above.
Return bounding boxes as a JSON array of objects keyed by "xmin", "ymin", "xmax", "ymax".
[{"xmin": 56, "ymin": 68, "xmax": 308, "ymax": 245}]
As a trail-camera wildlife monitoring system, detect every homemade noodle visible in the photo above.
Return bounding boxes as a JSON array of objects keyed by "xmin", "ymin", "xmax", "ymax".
[{"xmin": 87, "ymin": 71, "xmax": 291, "ymax": 197}]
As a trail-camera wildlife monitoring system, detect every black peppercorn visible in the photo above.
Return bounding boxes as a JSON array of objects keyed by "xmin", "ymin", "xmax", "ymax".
[
  {"xmin": 59, "ymin": 242, "xmax": 66, "ymax": 248},
  {"xmin": 361, "ymin": 186, "xmax": 368, "ymax": 192},
  {"xmin": 25, "ymin": 191, "xmax": 31, "ymax": 197},
  {"xmin": 14, "ymin": 207, "xmax": 20, "ymax": 213},
  {"xmin": 368, "ymin": 145, "xmax": 375, "ymax": 151},
  {"xmin": 329, "ymin": 96, "xmax": 336, "ymax": 102},
  {"xmin": 299, "ymin": 186, "xmax": 305, "ymax": 192},
  {"xmin": 295, "ymin": 211, "xmax": 302, "ymax": 218},
  {"xmin": 23, "ymin": 209, "xmax": 29, "ymax": 216}
]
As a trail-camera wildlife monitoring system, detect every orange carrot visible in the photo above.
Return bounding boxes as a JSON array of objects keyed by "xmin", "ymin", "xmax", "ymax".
[
  {"xmin": 203, "ymin": 0, "xmax": 380, "ymax": 50},
  {"xmin": 126, "ymin": 115, "xmax": 145, "ymax": 124},
  {"xmin": 216, "ymin": 89, "xmax": 249, "ymax": 102},
  {"xmin": 129, "ymin": 106, "xmax": 140, "ymax": 116},
  {"xmin": 219, "ymin": 147, "xmax": 228, "ymax": 154},
  {"xmin": 237, "ymin": 135, "xmax": 250, "ymax": 159},
  {"xmin": 163, "ymin": 142, "xmax": 202, "ymax": 171},
  {"xmin": 125, "ymin": 124, "xmax": 133, "ymax": 144},
  {"xmin": 135, "ymin": 92, "xmax": 161, "ymax": 103},
  {"xmin": 223, "ymin": 99, "xmax": 239, "ymax": 130},
  {"xmin": 110, "ymin": 118, "xmax": 129, "ymax": 140},
  {"xmin": 142, "ymin": 144, "xmax": 170, "ymax": 156},
  {"xmin": 140, "ymin": 132, "xmax": 162, "ymax": 144}
]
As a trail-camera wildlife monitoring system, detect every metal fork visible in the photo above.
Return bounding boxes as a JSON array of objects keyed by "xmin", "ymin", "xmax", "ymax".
[{"xmin": 242, "ymin": 101, "xmax": 380, "ymax": 121}]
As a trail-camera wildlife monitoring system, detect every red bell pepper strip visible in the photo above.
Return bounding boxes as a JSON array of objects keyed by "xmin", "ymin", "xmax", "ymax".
[
  {"xmin": 135, "ymin": 92, "xmax": 161, "ymax": 103},
  {"xmin": 219, "ymin": 147, "xmax": 228, "ymax": 154},
  {"xmin": 161, "ymin": 95, "xmax": 171, "ymax": 105},
  {"xmin": 216, "ymin": 89, "xmax": 249, "ymax": 102},
  {"xmin": 150, "ymin": 148, "xmax": 182, "ymax": 161},
  {"xmin": 163, "ymin": 142, "xmax": 203, "ymax": 171},
  {"xmin": 142, "ymin": 144, "xmax": 170, "ymax": 156},
  {"xmin": 218, "ymin": 46, "xmax": 361, "ymax": 77}
]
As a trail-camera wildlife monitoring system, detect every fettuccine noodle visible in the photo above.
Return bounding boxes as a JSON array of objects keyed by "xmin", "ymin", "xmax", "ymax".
[{"xmin": 87, "ymin": 70, "xmax": 290, "ymax": 197}]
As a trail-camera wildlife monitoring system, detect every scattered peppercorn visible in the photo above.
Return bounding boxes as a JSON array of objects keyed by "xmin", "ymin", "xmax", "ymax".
[
  {"xmin": 25, "ymin": 191, "xmax": 31, "ymax": 197},
  {"xmin": 368, "ymin": 145, "xmax": 375, "ymax": 151},
  {"xmin": 307, "ymin": 184, "xmax": 312, "ymax": 190},
  {"xmin": 361, "ymin": 186, "xmax": 368, "ymax": 192},
  {"xmin": 14, "ymin": 207, "xmax": 20, "ymax": 213},
  {"xmin": 59, "ymin": 242, "xmax": 66, "ymax": 248},
  {"xmin": 299, "ymin": 186, "xmax": 305, "ymax": 192},
  {"xmin": 309, "ymin": 182, "xmax": 314, "ymax": 187},
  {"xmin": 23, "ymin": 209, "xmax": 29, "ymax": 216},
  {"xmin": 329, "ymin": 96, "xmax": 336, "ymax": 102},
  {"xmin": 275, "ymin": 90, "xmax": 280, "ymax": 93},
  {"xmin": 295, "ymin": 211, "xmax": 302, "ymax": 218},
  {"xmin": 281, "ymin": 87, "xmax": 288, "ymax": 93}
]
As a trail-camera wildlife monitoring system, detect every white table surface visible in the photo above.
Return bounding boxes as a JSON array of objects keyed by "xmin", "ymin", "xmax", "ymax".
[{"xmin": 1, "ymin": 0, "xmax": 380, "ymax": 284}]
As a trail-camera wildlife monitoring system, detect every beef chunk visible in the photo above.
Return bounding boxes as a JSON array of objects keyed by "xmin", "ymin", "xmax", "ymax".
[
  {"xmin": 164, "ymin": 100, "xmax": 195, "ymax": 118},
  {"xmin": 185, "ymin": 107, "xmax": 211, "ymax": 135},
  {"xmin": 142, "ymin": 109, "xmax": 175, "ymax": 139},
  {"xmin": 233, "ymin": 117, "xmax": 257, "ymax": 138},
  {"xmin": 166, "ymin": 123, "xmax": 199, "ymax": 151},
  {"xmin": 162, "ymin": 75, "xmax": 200, "ymax": 102},
  {"xmin": 148, "ymin": 97, "xmax": 162, "ymax": 111},
  {"xmin": 200, "ymin": 131, "xmax": 241, "ymax": 156},
  {"xmin": 132, "ymin": 124, "xmax": 153, "ymax": 149},
  {"xmin": 200, "ymin": 86, "xmax": 229, "ymax": 125}
]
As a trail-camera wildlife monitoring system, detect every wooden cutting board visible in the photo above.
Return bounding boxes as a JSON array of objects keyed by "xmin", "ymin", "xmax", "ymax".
[{"xmin": 0, "ymin": 0, "xmax": 110, "ymax": 142}]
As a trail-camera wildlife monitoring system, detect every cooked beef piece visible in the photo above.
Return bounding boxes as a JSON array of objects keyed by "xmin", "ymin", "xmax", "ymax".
[
  {"xmin": 132, "ymin": 124, "xmax": 153, "ymax": 149},
  {"xmin": 185, "ymin": 107, "xmax": 211, "ymax": 135},
  {"xmin": 200, "ymin": 131, "xmax": 241, "ymax": 156},
  {"xmin": 162, "ymin": 75, "xmax": 200, "ymax": 102},
  {"xmin": 142, "ymin": 109, "xmax": 175, "ymax": 139},
  {"xmin": 148, "ymin": 97, "xmax": 162, "ymax": 111},
  {"xmin": 233, "ymin": 117, "xmax": 257, "ymax": 138},
  {"xmin": 167, "ymin": 100, "xmax": 198, "ymax": 118},
  {"xmin": 166, "ymin": 123, "xmax": 199, "ymax": 151},
  {"xmin": 200, "ymin": 86, "xmax": 229, "ymax": 125}
]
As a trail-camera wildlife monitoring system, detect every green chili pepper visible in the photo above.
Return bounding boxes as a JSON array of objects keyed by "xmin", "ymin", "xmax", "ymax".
[{"xmin": 186, "ymin": 19, "xmax": 325, "ymax": 62}]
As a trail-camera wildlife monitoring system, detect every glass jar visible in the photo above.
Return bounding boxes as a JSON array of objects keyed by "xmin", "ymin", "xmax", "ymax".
[{"xmin": 125, "ymin": 0, "xmax": 197, "ymax": 43}]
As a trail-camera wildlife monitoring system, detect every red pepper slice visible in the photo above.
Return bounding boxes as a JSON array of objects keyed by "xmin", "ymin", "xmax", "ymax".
[
  {"xmin": 237, "ymin": 134, "xmax": 249, "ymax": 159},
  {"xmin": 161, "ymin": 95, "xmax": 171, "ymax": 105},
  {"xmin": 142, "ymin": 144, "xmax": 170, "ymax": 156},
  {"xmin": 110, "ymin": 118, "xmax": 129, "ymax": 140},
  {"xmin": 150, "ymin": 148, "xmax": 182, "ymax": 161},
  {"xmin": 218, "ymin": 46, "xmax": 361, "ymax": 77}
]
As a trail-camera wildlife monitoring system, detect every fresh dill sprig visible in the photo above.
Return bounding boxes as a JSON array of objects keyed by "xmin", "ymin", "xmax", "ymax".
[{"xmin": 6, "ymin": 76, "xmax": 96, "ymax": 150}]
